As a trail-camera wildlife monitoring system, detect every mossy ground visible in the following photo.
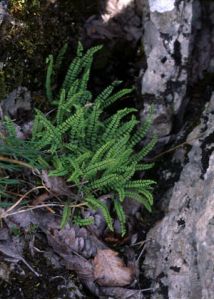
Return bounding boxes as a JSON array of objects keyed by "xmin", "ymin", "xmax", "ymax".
[{"xmin": 0, "ymin": 0, "xmax": 99, "ymax": 96}]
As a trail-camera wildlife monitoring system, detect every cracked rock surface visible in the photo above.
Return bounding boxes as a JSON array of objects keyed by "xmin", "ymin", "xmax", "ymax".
[
  {"xmin": 143, "ymin": 93, "xmax": 214, "ymax": 299},
  {"xmin": 137, "ymin": 0, "xmax": 214, "ymax": 138}
]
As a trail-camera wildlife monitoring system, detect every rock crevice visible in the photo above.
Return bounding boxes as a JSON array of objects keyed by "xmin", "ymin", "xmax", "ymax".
[{"xmin": 143, "ymin": 93, "xmax": 214, "ymax": 299}]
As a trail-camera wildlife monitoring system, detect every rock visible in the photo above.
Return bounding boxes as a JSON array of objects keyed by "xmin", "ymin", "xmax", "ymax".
[
  {"xmin": 84, "ymin": 0, "xmax": 142, "ymax": 44},
  {"xmin": 1, "ymin": 86, "xmax": 32, "ymax": 120},
  {"xmin": 137, "ymin": 0, "xmax": 214, "ymax": 138},
  {"xmin": 143, "ymin": 93, "xmax": 214, "ymax": 298},
  {"xmin": 0, "ymin": 0, "xmax": 8, "ymax": 26}
]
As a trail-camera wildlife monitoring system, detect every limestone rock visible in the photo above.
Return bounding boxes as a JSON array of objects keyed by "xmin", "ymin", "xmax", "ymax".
[
  {"xmin": 1, "ymin": 86, "xmax": 32, "ymax": 119},
  {"xmin": 143, "ymin": 93, "xmax": 214, "ymax": 298},
  {"xmin": 84, "ymin": 0, "xmax": 142, "ymax": 44},
  {"xmin": 0, "ymin": 0, "xmax": 8, "ymax": 26},
  {"xmin": 138, "ymin": 0, "xmax": 214, "ymax": 138}
]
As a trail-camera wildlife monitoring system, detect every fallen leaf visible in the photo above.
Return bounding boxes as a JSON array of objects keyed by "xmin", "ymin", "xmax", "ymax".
[
  {"xmin": 41, "ymin": 170, "xmax": 71, "ymax": 196},
  {"xmin": 32, "ymin": 192, "xmax": 50, "ymax": 206},
  {"xmin": 93, "ymin": 249, "xmax": 134, "ymax": 287}
]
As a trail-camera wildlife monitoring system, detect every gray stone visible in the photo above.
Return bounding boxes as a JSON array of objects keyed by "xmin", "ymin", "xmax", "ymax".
[
  {"xmin": 84, "ymin": 0, "xmax": 142, "ymax": 44},
  {"xmin": 143, "ymin": 93, "xmax": 214, "ymax": 298},
  {"xmin": 138, "ymin": 0, "xmax": 214, "ymax": 138},
  {"xmin": 1, "ymin": 86, "xmax": 32, "ymax": 118},
  {"xmin": 0, "ymin": 0, "xmax": 8, "ymax": 26}
]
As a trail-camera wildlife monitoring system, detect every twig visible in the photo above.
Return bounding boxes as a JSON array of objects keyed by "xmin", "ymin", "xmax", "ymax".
[
  {"xmin": 0, "ymin": 155, "xmax": 34, "ymax": 170},
  {"xmin": 1, "ymin": 202, "xmax": 87, "ymax": 218},
  {"xmin": 132, "ymin": 239, "xmax": 152, "ymax": 263},
  {"xmin": 140, "ymin": 287, "xmax": 157, "ymax": 293},
  {"xmin": 148, "ymin": 135, "xmax": 203, "ymax": 161},
  {"xmin": 21, "ymin": 257, "xmax": 40, "ymax": 277},
  {"xmin": 5, "ymin": 186, "xmax": 46, "ymax": 213}
]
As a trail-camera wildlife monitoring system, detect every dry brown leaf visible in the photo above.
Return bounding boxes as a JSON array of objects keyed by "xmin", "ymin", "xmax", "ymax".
[
  {"xmin": 93, "ymin": 249, "xmax": 134, "ymax": 287},
  {"xmin": 32, "ymin": 192, "xmax": 50, "ymax": 206},
  {"xmin": 41, "ymin": 170, "xmax": 71, "ymax": 196}
]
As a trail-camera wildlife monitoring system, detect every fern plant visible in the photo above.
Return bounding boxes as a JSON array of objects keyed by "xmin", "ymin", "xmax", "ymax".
[
  {"xmin": 1, "ymin": 42, "xmax": 157, "ymax": 236},
  {"xmin": 31, "ymin": 42, "xmax": 157, "ymax": 235}
]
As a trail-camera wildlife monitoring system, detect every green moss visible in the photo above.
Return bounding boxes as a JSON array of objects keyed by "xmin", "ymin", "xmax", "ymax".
[{"xmin": 2, "ymin": 0, "xmax": 99, "ymax": 96}]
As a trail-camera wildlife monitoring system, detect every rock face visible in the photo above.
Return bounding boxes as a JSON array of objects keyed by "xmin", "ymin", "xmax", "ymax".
[
  {"xmin": 84, "ymin": 0, "xmax": 214, "ymax": 140},
  {"xmin": 84, "ymin": 0, "xmax": 142, "ymax": 44},
  {"xmin": 0, "ymin": 0, "xmax": 8, "ymax": 26},
  {"xmin": 143, "ymin": 93, "xmax": 214, "ymax": 299},
  {"xmin": 137, "ymin": 0, "xmax": 214, "ymax": 137}
]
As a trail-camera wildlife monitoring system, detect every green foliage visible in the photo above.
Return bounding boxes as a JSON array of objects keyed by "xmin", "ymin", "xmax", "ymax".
[
  {"xmin": 60, "ymin": 202, "xmax": 71, "ymax": 229},
  {"xmin": 31, "ymin": 42, "xmax": 157, "ymax": 235},
  {"xmin": 1, "ymin": 42, "xmax": 157, "ymax": 236},
  {"xmin": 73, "ymin": 215, "xmax": 94, "ymax": 227}
]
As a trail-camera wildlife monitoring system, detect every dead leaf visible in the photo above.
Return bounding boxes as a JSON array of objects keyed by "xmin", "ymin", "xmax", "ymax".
[
  {"xmin": 93, "ymin": 249, "xmax": 134, "ymax": 287},
  {"xmin": 0, "ymin": 237, "xmax": 40, "ymax": 277},
  {"xmin": 41, "ymin": 170, "xmax": 70, "ymax": 195},
  {"xmin": 32, "ymin": 192, "xmax": 50, "ymax": 206}
]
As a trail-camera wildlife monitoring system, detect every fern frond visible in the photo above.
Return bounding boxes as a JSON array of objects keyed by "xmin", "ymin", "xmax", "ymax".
[
  {"xmin": 58, "ymin": 107, "xmax": 83, "ymax": 134},
  {"xmin": 58, "ymin": 91, "xmax": 91, "ymax": 125},
  {"xmin": 116, "ymin": 187, "xmax": 125, "ymax": 202},
  {"xmin": 67, "ymin": 79, "xmax": 80, "ymax": 99},
  {"xmin": 60, "ymin": 203, "xmax": 71, "ymax": 228},
  {"xmin": 106, "ymin": 134, "xmax": 130, "ymax": 159},
  {"xmin": 3, "ymin": 116, "xmax": 16, "ymax": 138},
  {"xmin": 101, "ymin": 88, "xmax": 133, "ymax": 109},
  {"xmin": 67, "ymin": 159, "xmax": 83, "ymax": 183},
  {"xmin": 31, "ymin": 113, "xmax": 42, "ymax": 141},
  {"xmin": 86, "ymin": 196, "xmax": 113, "ymax": 231},
  {"xmin": 34, "ymin": 109, "xmax": 61, "ymax": 151},
  {"xmin": 48, "ymin": 156, "xmax": 68, "ymax": 177},
  {"xmin": 88, "ymin": 174, "xmax": 119, "ymax": 190},
  {"xmin": 81, "ymin": 44, "xmax": 102, "ymax": 68},
  {"xmin": 114, "ymin": 115, "xmax": 138, "ymax": 140},
  {"xmin": 114, "ymin": 199, "xmax": 126, "ymax": 236},
  {"xmin": 45, "ymin": 54, "xmax": 54, "ymax": 102},
  {"xmin": 86, "ymin": 103, "xmax": 101, "ymax": 148},
  {"xmin": 63, "ymin": 44, "xmax": 102, "ymax": 94},
  {"xmin": 73, "ymin": 215, "xmax": 94, "ymax": 227},
  {"xmin": 89, "ymin": 140, "xmax": 115, "ymax": 165},
  {"xmin": 135, "ymin": 163, "xmax": 155, "ymax": 171},
  {"xmin": 76, "ymin": 151, "xmax": 91, "ymax": 167},
  {"xmin": 56, "ymin": 89, "xmax": 66, "ymax": 125},
  {"xmin": 62, "ymin": 56, "xmax": 82, "ymax": 93},
  {"xmin": 84, "ymin": 159, "xmax": 116, "ymax": 179},
  {"xmin": 119, "ymin": 163, "xmax": 137, "ymax": 184},
  {"xmin": 130, "ymin": 112, "xmax": 153, "ymax": 147},
  {"xmin": 65, "ymin": 142, "xmax": 84, "ymax": 155},
  {"xmin": 70, "ymin": 108, "xmax": 85, "ymax": 142},
  {"xmin": 78, "ymin": 68, "xmax": 90, "ymax": 93},
  {"xmin": 94, "ymin": 81, "xmax": 122, "ymax": 106},
  {"xmin": 125, "ymin": 179, "xmax": 156, "ymax": 189},
  {"xmin": 125, "ymin": 191, "xmax": 152, "ymax": 212},
  {"xmin": 132, "ymin": 135, "xmax": 157, "ymax": 162},
  {"xmin": 139, "ymin": 189, "xmax": 154, "ymax": 205},
  {"xmin": 103, "ymin": 108, "xmax": 136, "ymax": 141},
  {"xmin": 76, "ymin": 41, "xmax": 84, "ymax": 57},
  {"xmin": 55, "ymin": 43, "xmax": 68, "ymax": 72}
]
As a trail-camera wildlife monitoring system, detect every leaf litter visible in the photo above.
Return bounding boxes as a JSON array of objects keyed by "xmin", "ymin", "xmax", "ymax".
[
  {"xmin": 0, "ymin": 209, "xmax": 144, "ymax": 298},
  {"xmin": 0, "ymin": 95, "xmax": 144, "ymax": 297}
]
